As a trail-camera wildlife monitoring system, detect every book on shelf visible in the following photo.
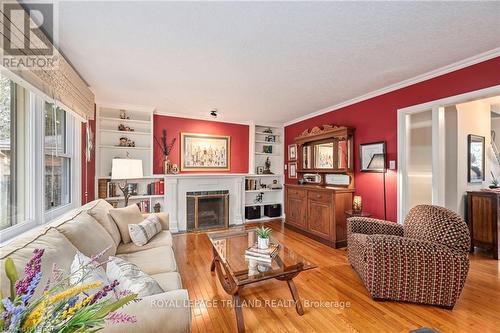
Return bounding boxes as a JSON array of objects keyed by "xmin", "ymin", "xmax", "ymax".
[
  {"xmin": 146, "ymin": 180, "xmax": 165, "ymax": 195},
  {"xmin": 136, "ymin": 200, "xmax": 150, "ymax": 213},
  {"xmin": 245, "ymin": 243, "xmax": 279, "ymax": 259}
]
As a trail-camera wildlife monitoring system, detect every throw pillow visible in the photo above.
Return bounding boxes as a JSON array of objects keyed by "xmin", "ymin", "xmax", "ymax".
[
  {"xmin": 70, "ymin": 252, "xmax": 110, "ymax": 294},
  {"xmin": 109, "ymin": 204, "xmax": 144, "ymax": 244},
  {"xmin": 106, "ymin": 256, "xmax": 164, "ymax": 298},
  {"xmin": 128, "ymin": 214, "xmax": 162, "ymax": 246},
  {"xmin": 86, "ymin": 200, "xmax": 122, "ymax": 246}
]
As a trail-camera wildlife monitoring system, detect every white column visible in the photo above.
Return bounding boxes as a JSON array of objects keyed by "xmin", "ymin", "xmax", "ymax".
[
  {"xmin": 165, "ymin": 177, "xmax": 179, "ymax": 232},
  {"xmin": 233, "ymin": 176, "xmax": 244, "ymax": 225}
]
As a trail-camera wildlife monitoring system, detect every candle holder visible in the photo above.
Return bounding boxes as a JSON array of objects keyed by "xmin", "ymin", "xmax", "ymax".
[{"xmin": 352, "ymin": 195, "xmax": 362, "ymax": 214}]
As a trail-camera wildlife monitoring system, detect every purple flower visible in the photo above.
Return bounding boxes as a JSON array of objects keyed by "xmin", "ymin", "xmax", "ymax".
[
  {"xmin": 15, "ymin": 249, "xmax": 44, "ymax": 296},
  {"xmin": 90, "ymin": 280, "xmax": 119, "ymax": 305},
  {"xmin": 2, "ymin": 298, "xmax": 26, "ymax": 331},
  {"xmin": 106, "ymin": 311, "xmax": 137, "ymax": 324},
  {"xmin": 20, "ymin": 271, "xmax": 42, "ymax": 304}
]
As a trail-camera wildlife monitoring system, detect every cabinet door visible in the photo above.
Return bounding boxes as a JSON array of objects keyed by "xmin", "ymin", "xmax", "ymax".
[
  {"xmin": 307, "ymin": 199, "xmax": 332, "ymax": 239},
  {"xmin": 286, "ymin": 196, "xmax": 307, "ymax": 229}
]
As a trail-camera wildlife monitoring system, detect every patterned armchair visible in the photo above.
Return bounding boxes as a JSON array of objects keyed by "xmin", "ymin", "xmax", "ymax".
[{"xmin": 347, "ymin": 205, "xmax": 470, "ymax": 309}]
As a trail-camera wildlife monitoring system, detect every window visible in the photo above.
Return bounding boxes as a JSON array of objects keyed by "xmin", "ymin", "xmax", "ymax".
[
  {"xmin": 0, "ymin": 76, "xmax": 27, "ymax": 231},
  {"xmin": 44, "ymin": 103, "xmax": 73, "ymax": 211},
  {"xmin": 0, "ymin": 73, "xmax": 80, "ymax": 237}
]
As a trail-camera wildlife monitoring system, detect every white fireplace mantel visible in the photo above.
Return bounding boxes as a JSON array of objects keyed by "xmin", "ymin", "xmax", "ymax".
[{"xmin": 164, "ymin": 174, "xmax": 245, "ymax": 232}]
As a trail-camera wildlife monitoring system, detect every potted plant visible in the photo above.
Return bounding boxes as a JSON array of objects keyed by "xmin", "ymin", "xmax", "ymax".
[
  {"xmin": 256, "ymin": 226, "xmax": 272, "ymax": 250},
  {"xmin": 490, "ymin": 171, "xmax": 499, "ymax": 189}
]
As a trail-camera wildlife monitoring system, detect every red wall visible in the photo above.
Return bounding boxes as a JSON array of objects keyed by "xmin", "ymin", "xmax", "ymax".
[
  {"xmin": 285, "ymin": 57, "xmax": 500, "ymax": 222},
  {"xmin": 153, "ymin": 115, "xmax": 249, "ymax": 174},
  {"xmin": 81, "ymin": 110, "xmax": 96, "ymax": 204}
]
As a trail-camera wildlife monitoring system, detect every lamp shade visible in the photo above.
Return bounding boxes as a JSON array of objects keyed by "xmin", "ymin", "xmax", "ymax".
[
  {"xmin": 111, "ymin": 159, "xmax": 143, "ymax": 180},
  {"xmin": 367, "ymin": 153, "xmax": 386, "ymax": 172}
]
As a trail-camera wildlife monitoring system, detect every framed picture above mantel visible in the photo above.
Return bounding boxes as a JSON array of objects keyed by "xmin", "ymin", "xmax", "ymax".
[{"xmin": 180, "ymin": 133, "xmax": 230, "ymax": 171}]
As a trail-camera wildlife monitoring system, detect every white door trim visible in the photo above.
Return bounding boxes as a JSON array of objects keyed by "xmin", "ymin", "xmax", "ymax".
[{"xmin": 397, "ymin": 85, "xmax": 500, "ymax": 224}]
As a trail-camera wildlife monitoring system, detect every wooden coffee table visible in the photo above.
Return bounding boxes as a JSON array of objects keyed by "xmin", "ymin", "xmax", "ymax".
[{"xmin": 208, "ymin": 228, "xmax": 316, "ymax": 333}]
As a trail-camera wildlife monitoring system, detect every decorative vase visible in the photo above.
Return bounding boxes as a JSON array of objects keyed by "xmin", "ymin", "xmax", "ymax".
[
  {"xmin": 257, "ymin": 236, "xmax": 269, "ymax": 250},
  {"xmin": 163, "ymin": 155, "xmax": 171, "ymax": 174}
]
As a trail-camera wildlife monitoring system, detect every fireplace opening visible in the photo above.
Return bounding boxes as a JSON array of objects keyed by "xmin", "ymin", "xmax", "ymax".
[{"xmin": 186, "ymin": 190, "xmax": 229, "ymax": 231}]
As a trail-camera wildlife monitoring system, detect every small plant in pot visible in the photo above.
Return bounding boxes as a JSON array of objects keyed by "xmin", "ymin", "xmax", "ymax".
[
  {"xmin": 490, "ymin": 171, "xmax": 499, "ymax": 189},
  {"xmin": 256, "ymin": 226, "xmax": 272, "ymax": 250}
]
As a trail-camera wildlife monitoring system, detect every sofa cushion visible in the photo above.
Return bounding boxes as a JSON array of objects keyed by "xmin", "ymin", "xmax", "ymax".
[
  {"xmin": 87, "ymin": 199, "xmax": 122, "ymax": 246},
  {"xmin": 109, "ymin": 204, "xmax": 144, "ymax": 244},
  {"xmin": 54, "ymin": 211, "xmax": 117, "ymax": 263},
  {"xmin": 70, "ymin": 252, "xmax": 110, "ymax": 294},
  {"xmin": 129, "ymin": 214, "xmax": 162, "ymax": 246},
  {"xmin": 141, "ymin": 212, "xmax": 169, "ymax": 230},
  {"xmin": 150, "ymin": 272, "xmax": 183, "ymax": 292},
  {"xmin": 0, "ymin": 228, "xmax": 78, "ymax": 299},
  {"xmin": 116, "ymin": 246, "xmax": 177, "ymax": 275},
  {"xmin": 107, "ymin": 256, "xmax": 164, "ymax": 298},
  {"xmin": 116, "ymin": 231, "xmax": 173, "ymax": 255}
]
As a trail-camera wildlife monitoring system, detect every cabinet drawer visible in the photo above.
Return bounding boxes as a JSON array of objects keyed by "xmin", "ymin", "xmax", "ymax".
[
  {"xmin": 308, "ymin": 190, "xmax": 332, "ymax": 203},
  {"xmin": 288, "ymin": 188, "xmax": 306, "ymax": 199}
]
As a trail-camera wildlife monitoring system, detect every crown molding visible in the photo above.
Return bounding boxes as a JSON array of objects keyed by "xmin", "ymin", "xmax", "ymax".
[
  {"xmin": 284, "ymin": 47, "xmax": 500, "ymax": 127},
  {"xmin": 95, "ymin": 101, "xmax": 156, "ymax": 113},
  {"xmin": 153, "ymin": 110, "xmax": 252, "ymax": 126}
]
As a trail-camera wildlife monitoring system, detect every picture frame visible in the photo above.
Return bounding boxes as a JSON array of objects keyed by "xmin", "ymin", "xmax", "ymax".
[
  {"xmin": 256, "ymin": 166, "xmax": 264, "ymax": 174},
  {"xmin": 288, "ymin": 144, "xmax": 297, "ymax": 161},
  {"xmin": 359, "ymin": 141, "xmax": 386, "ymax": 172},
  {"xmin": 180, "ymin": 133, "xmax": 230, "ymax": 171},
  {"xmin": 467, "ymin": 134, "xmax": 485, "ymax": 183},
  {"xmin": 288, "ymin": 162, "xmax": 297, "ymax": 179}
]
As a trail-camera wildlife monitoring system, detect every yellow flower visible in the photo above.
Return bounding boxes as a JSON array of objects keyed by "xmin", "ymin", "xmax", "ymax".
[
  {"xmin": 50, "ymin": 282, "xmax": 101, "ymax": 305},
  {"xmin": 61, "ymin": 296, "xmax": 93, "ymax": 320},
  {"xmin": 22, "ymin": 282, "xmax": 101, "ymax": 330}
]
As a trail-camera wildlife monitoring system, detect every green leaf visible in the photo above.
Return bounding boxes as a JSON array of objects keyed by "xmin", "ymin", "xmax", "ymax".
[
  {"xmin": 4, "ymin": 257, "xmax": 18, "ymax": 300},
  {"xmin": 91, "ymin": 294, "xmax": 137, "ymax": 320}
]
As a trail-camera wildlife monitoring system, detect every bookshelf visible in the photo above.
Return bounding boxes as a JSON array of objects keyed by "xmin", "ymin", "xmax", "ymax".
[
  {"xmin": 244, "ymin": 124, "xmax": 284, "ymax": 223},
  {"xmin": 95, "ymin": 104, "xmax": 165, "ymax": 212}
]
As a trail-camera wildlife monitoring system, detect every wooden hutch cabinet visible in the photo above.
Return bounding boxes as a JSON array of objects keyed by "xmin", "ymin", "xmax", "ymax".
[
  {"xmin": 466, "ymin": 191, "xmax": 500, "ymax": 259},
  {"xmin": 285, "ymin": 125, "xmax": 355, "ymax": 248}
]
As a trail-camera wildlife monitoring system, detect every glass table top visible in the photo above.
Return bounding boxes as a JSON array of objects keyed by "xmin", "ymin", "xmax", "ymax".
[{"xmin": 208, "ymin": 228, "xmax": 316, "ymax": 285}]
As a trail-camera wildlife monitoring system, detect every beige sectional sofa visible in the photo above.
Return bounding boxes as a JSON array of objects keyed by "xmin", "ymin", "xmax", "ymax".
[{"xmin": 0, "ymin": 199, "xmax": 191, "ymax": 333}]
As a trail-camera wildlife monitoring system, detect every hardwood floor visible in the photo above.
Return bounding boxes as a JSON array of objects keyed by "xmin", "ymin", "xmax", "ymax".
[{"xmin": 173, "ymin": 221, "xmax": 500, "ymax": 333}]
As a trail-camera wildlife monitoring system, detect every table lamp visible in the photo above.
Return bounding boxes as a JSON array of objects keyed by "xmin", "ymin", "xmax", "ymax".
[{"xmin": 111, "ymin": 158, "xmax": 143, "ymax": 206}]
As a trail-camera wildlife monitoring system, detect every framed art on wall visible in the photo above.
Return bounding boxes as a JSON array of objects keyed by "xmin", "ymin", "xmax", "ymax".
[
  {"xmin": 359, "ymin": 141, "xmax": 386, "ymax": 172},
  {"xmin": 288, "ymin": 162, "xmax": 297, "ymax": 179},
  {"xmin": 288, "ymin": 144, "xmax": 297, "ymax": 161},
  {"xmin": 468, "ymin": 134, "xmax": 485, "ymax": 183},
  {"xmin": 181, "ymin": 133, "xmax": 230, "ymax": 171}
]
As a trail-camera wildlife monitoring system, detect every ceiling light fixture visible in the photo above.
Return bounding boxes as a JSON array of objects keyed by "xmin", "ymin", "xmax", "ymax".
[{"xmin": 210, "ymin": 108, "xmax": 218, "ymax": 118}]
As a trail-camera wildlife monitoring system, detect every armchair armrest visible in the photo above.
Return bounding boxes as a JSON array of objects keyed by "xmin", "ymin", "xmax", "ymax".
[
  {"xmin": 347, "ymin": 217, "xmax": 403, "ymax": 237},
  {"xmin": 103, "ymin": 289, "xmax": 191, "ymax": 333},
  {"xmin": 142, "ymin": 212, "xmax": 169, "ymax": 230},
  {"xmin": 364, "ymin": 234, "xmax": 469, "ymax": 307}
]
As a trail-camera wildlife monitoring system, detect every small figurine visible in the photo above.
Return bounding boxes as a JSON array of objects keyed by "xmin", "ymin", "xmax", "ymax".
[
  {"xmin": 254, "ymin": 192, "xmax": 264, "ymax": 203},
  {"xmin": 119, "ymin": 110, "xmax": 127, "ymax": 119},
  {"xmin": 171, "ymin": 164, "xmax": 179, "ymax": 174},
  {"xmin": 118, "ymin": 124, "xmax": 126, "ymax": 131},
  {"xmin": 154, "ymin": 202, "xmax": 161, "ymax": 213},
  {"xmin": 119, "ymin": 137, "xmax": 128, "ymax": 146},
  {"xmin": 263, "ymin": 128, "xmax": 273, "ymax": 134},
  {"xmin": 263, "ymin": 157, "xmax": 273, "ymax": 174}
]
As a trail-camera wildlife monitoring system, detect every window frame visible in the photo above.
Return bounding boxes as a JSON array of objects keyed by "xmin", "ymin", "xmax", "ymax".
[{"xmin": 0, "ymin": 72, "xmax": 81, "ymax": 242}]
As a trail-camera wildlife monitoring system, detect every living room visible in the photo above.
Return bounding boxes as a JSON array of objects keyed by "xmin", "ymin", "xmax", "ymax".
[{"xmin": 0, "ymin": 1, "xmax": 499, "ymax": 333}]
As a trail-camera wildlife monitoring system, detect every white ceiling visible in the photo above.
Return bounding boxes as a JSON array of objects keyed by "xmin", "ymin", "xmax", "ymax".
[{"xmin": 55, "ymin": 1, "xmax": 500, "ymax": 124}]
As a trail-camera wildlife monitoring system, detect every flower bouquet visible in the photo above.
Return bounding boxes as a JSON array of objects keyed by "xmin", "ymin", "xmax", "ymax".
[{"xmin": 0, "ymin": 248, "xmax": 137, "ymax": 332}]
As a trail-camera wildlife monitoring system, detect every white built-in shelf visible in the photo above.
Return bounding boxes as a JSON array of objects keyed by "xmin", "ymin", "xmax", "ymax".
[
  {"xmin": 255, "ymin": 131, "xmax": 281, "ymax": 136},
  {"xmin": 255, "ymin": 140, "xmax": 281, "ymax": 145},
  {"xmin": 100, "ymin": 129, "xmax": 151, "ymax": 135},
  {"xmin": 255, "ymin": 152, "xmax": 279, "ymax": 156},
  {"xmin": 99, "ymin": 116, "xmax": 151, "ymax": 124},
  {"xmin": 245, "ymin": 189, "xmax": 282, "ymax": 193},
  {"xmin": 105, "ymin": 194, "xmax": 164, "ymax": 201},
  {"xmin": 99, "ymin": 145, "xmax": 150, "ymax": 150},
  {"xmin": 245, "ymin": 215, "xmax": 283, "ymax": 223},
  {"xmin": 245, "ymin": 202, "xmax": 281, "ymax": 207}
]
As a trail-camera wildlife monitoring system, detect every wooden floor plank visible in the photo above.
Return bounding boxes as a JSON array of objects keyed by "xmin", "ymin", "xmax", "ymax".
[{"xmin": 173, "ymin": 221, "xmax": 500, "ymax": 333}]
